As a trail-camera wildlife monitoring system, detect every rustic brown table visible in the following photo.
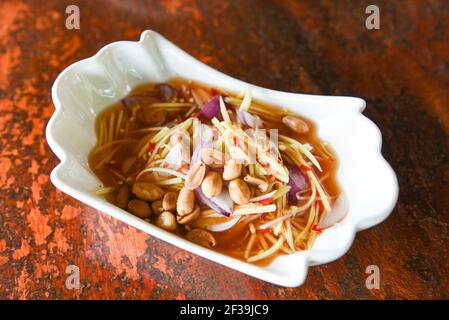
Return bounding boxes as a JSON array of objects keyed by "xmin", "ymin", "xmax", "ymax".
[{"xmin": 0, "ymin": 0, "xmax": 448, "ymax": 299}]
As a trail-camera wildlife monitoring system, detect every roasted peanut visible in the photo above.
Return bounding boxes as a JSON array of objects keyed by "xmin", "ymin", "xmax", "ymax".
[
  {"xmin": 201, "ymin": 148, "xmax": 225, "ymax": 168},
  {"xmin": 244, "ymin": 175, "xmax": 269, "ymax": 192},
  {"xmin": 162, "ymin": 192, "xmax": 178, "ymax": 211},
  {"xmin": 156, "ymin": 211, "xmax": 177, "ymax": 231},
  {"xmin": 186, "ymin": 229, "xmax": 216, "ymax": 248},
  {"xmin": 185, "ymin": 162, "xmax": 206, "ymax": 190},
  {"xmin": 228, "ymin": 178, "xmax": 251, "ymax": 205},
  {"xmin": 132, "ymin": 182, "xmax": 164, "ymax": 201},
  {"xmin": 201, "ymin": 172, "xmax": 223, "ymax": 198},
  {"xmin": 177, "ymin": 187, "xmax": 195, "ymax": 215},
  {"xmin": 151, "ymin": 199, "xmax": 164, "ymax": 215},
  {"xmin": 127, "ymin": 199, "xmax": 152, "ymax": 218},
  {"xmin": 116, "ymin": 184, "xmax": 132, "ymax": 209},
  {"xmin": 223, "ymin": 161, "xmax": 242, "ymax": 180},
  {"xmin": 137, "ymin": 171, "xmax": 159, "ymax": 182},
  {"xmin": 140, "ymin": 108, "xmax": 167, "ymax": 126},
  {"xmin": 177, "ymin": 205, "xmax": 200, "ymax": 224},
  {"xmin": 282, "ymin": 115, "xmax": 309, "ymax": 134}
]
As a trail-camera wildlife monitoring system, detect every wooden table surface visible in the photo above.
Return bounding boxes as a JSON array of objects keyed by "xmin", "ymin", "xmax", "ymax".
[{"xmin": 0, "ymin": 0, "xmax": 448, "ymax": 299}]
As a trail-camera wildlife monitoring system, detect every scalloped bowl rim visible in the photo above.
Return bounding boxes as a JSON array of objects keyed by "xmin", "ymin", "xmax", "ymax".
[{"xmin": 46, "ymin": 30, "xmax": 398, "ymax": 287}]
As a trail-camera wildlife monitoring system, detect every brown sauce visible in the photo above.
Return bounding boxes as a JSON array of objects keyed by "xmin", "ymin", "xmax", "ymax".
[{"xmin": 88, "ymin": 78, "xmax": 340, "ymax": 266}]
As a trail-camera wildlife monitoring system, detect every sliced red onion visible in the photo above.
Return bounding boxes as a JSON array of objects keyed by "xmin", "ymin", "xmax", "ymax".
[
  {"xmin": 190, "ymin": 140, "xmax": 205, "ymax": 165},
  {"xmin": 201, "ymin": 96, "xmax": 223, "ymax": 121},
  {"xmin": 319, "ymin": 194, "xmax": 349, "ymax": 229},
  {"xmin": 191, "ymin": 88, "xmax": 212, "ymax": 107},
  {"xmin": 164, "ymin": 144, "xmax": 182, "ymax": 170},
  {"xmin": 194, "ymin": 188, "xmax": 231, "ymax": 216},
  {"xmin": 236, "ymin": 109, "xmax": 262, "ymax": 128},
  {"xmin": 287, "ymin": 166, "xmax": 308, "ymax": 203},
  {"xmin": 210, "ymin": 189, "xmax": 233, "ymax": 214},
  {"xmin": 156, "ymin": 83, "xmax": 178, "ymax": 101},
  {"xmin": 199, "ymin": 124, "xmax": 214, "ymax": 144},
  {"xmin": 205, "ymin": 216, "xmax": 241, "ymax": 232}
]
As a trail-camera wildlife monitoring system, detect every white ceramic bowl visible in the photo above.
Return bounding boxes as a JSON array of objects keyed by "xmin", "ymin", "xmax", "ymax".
[{"xmin": 46, "ymin": 30, "xmax": 398, "ymax": 287}]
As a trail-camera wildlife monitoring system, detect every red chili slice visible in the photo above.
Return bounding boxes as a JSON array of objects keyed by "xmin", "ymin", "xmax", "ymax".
[
  {"xmin": 147, "ymin": 142, "xmax": 156, "ymax": 153},
  {"xmin": 259, "ymin": 197, "xmax": 274, "ymax": 205},
  {"xmin": 311, "ymin": 224, "xmax": 323, "ymax": 235},
  {"xmin": 316, "ymin": 200, "xmax": 324, "ymax": 211},
  {"xmin": 162, "ymin": 161, "xmax": 170, "ymax": 168},
  {"xmin": 180, "ymin": 163, "xmax": 189, "ymax": 171}
]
